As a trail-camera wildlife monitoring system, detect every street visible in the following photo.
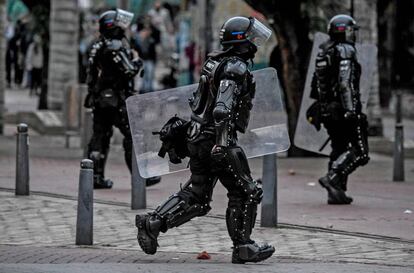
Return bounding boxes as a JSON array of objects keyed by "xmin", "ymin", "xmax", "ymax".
[{"xmin": 1, "ymin": 1, "xmax": 414, "ymax": 271}]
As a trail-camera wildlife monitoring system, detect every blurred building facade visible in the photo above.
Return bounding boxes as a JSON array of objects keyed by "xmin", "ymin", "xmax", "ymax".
[
  {"xmin": 47, "ymin": 0, "xmax": 79, "ymax": 109},
  {"xmin": 1, "ymin": 0, "xmax": 414, "ymax": 134}
]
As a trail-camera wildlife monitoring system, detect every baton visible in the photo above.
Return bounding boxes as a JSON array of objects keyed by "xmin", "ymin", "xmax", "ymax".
[{"xmin": 318, "ymin": 137, "xmax": 331, "ymax": 152}]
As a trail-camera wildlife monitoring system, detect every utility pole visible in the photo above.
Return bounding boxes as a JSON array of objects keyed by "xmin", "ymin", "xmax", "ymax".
[
  {"xmin": 0, "ymin": 0, "xmax": 5, "ymax": 134},
  {"xmin": 393, "ymin": 91, "xmax": 405, "ymax": 182},
  {"xmin": 350, "ymin": 0, "xmax": 354, "ymax": 17}
]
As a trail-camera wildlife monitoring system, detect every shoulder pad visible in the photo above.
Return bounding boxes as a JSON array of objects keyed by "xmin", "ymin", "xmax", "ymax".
[
  {"xmin": 91, "ymin": 40, "xmax": 104, "ymax": 50},
  {"xmin": 105, "ymin": 39, "xmax": 123, "ymax": 51},
  {"xmin": 223, "ymin": 57, "xmax": 248, "ymax": 79},
  {"xmin": 335, "ymin": 43, "xmax": 356, "ymax": 60},
  {"xmin": 318, "ymin": 40, "xmax": 335, "ymax": 54},
  {"xmin": 202, "ymin": 58, "xmax": 221, "ymax": 75}
]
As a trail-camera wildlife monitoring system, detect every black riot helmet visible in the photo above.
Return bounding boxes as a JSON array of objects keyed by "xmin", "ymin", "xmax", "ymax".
[
  {"xmin": 219, "ymin": 16, "xmax": 272, "ymax": 57},
  {"xmin": 328, "ymin": 14, "xmax": 359, "ymax": 44},
  {"xmin": 99, "ymin": 9, "xmax": 134, "ymax": 39}
]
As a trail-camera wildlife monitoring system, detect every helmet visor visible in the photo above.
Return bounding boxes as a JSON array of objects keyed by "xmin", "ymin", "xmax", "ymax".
[
  {"xmin": 115, "ymin": 9, "xmax": 134, "ymax": 29},
  {"xmin": 246, "ymin": 18, "xmax": 272, "ymax": 47},
  {"xmin": 345, "ymin": 25, "xmax": 359, "ymax": 43}
]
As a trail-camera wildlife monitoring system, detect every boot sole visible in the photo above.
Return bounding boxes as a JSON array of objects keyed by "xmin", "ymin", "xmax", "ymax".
[{"xmin": 136, "ymin": 215, "xmax": 158, "ymax": 255}]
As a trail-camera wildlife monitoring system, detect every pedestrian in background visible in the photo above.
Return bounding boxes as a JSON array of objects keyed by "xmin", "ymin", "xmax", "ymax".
[
  {"xmin": 133, "ymin": 16, "xmax": 160, "ymax": 93},
  {"xmin": 84, "ymin": 9, "xmax": 161, "ymax": 189},
  {"xmin": 307, "ymin": 15, "xmax": 370, "ymax": 204},
  {"xmin": 148, "ymin": 1, "xmax": 174, "ymax": 61},
  {"xmin": 5, "ymin": 21, "xmax": 15, "ymax": 88},
  {"xmin": 25, "ymin": 34, "xmax": 43, "ymax": 96}
]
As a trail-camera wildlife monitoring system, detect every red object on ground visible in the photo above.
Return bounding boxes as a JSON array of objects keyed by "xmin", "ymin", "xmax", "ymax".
[{"xmin": 197, "ymin": 251, "xmax": 211, "ymax": 260}]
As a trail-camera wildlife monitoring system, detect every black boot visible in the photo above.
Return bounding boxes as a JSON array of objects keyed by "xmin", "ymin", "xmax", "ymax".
[
  {"xmin": 232, "ymin": 241, "xmax": 275, "ymax": 264},
  {"xmin": 319, "ymin": 172, "xmax": 353, "ymax": 205},
  {"xmin": 136, "ymin": 214, "xmax": 161, "ymax": 255},
  {"xmin": 145, "ymin": 176, "xmax": 161, "ymax": 187},
  {"xmin": 93, "ymin": 175, "xmax": 113, "ymax": 189}
]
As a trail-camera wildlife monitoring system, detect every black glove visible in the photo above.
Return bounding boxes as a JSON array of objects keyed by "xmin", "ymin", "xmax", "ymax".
[
  {"xmin": 133, "ymin": 58, "xmax": 145, "ymax": 78},
  {"xmin": 306, "ymin": 101, "xmax": 321, "ymax": 131},
  {"xmin": 84, "ymin": 92, "xmax": 94, "ymax": 108}
]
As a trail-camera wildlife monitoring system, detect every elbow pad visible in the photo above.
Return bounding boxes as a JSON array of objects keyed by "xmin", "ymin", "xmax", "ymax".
[{"xmin": 213, "ymin": 80, "xmax": 238, "ymax": 122}]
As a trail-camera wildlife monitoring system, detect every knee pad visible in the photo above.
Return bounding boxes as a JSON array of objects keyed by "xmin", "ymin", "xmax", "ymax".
[{"xmin": 222, "ymin": 146, "xmax": 262, "ymax": 201}]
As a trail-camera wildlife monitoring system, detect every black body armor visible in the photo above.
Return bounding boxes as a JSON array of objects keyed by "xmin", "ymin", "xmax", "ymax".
[
  {"xmin": 136, "ymin": 16, "xmax": 275, "ymax": 264},
  {"xmin": 187, "ymin": 55, "xmax": 255, "ymax": 145},
  {"xmin": 310, "ymin": 40, "xmax": 369, "ymax": 204},
  {"xmin": 85, "ymin": 37, "xmax": 142, "ymax": 188},
  {"xmin": 85, "ymin": 38, "xmax": 142, "ymax": 109},
  {"xmin": 137, "ymin": 54, "xmax": 264, "ymax": 255},
  {"xmin": 311, "ymin": 41, "xmax": 362, "ymax": 120}
]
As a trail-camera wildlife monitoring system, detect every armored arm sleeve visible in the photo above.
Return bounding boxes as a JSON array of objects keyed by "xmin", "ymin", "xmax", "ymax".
[
  {"xmin": 210, "ymin": 59, "xmax": 262, "ymax": 203},
  {"xmin": 113, "ymin": 50, "xmax": 143, "ymax": 78},
  {"xmin": 107, "ymin": 39, "xmax": 143, "ymax": 78},
  {"xmin": 84, "ymin": 40, "xmax": 103, "ymax": 108},
  {"xmin": 212, "ymin": 58, "xmax": 247, "ymax": 147},
  {"xmin": 86, "ymin": 41, "xmax": 103, "ymax": 91},
  {"xmin": 336, "ymin": 44, "xmax": 358, "ymax": 114}
]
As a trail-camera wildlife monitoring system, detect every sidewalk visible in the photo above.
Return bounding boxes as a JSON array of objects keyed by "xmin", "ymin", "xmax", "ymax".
[
  {"xmin": 0, "ymin": 134, "xmax": 413, "ymax": 241},
  {"xmin": 0, "ymin": 191, "xmax": 413, "ymax": 273},
  {"xmin": 2, "ymin": 87, "xmax": 414, "ymax": 272}
]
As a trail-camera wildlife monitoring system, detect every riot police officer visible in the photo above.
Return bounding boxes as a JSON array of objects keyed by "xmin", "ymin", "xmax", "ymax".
[
  {"xmin": 135, "ymin": 16, "xmax": 275, "ymax": 264},
  {"xmin": 308, "ymin": 15, "xmax": 370, "ymax": 204},
  {"xmin": 85, "ymin": 9, "xmax": 160, "ymax": 189}
]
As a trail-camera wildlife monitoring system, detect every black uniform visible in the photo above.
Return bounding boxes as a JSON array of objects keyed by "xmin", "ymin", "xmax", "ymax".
[
  {"xmin": 136, "ymin": 16, "xmax": 275, "ymax": 264},
  {"xmin": 309, "ymin": 15, "xmax": 370, "ymax": 204},
  {"xmin": 85, "ymin": 37, "xmax": 141, "ymax": 188}
]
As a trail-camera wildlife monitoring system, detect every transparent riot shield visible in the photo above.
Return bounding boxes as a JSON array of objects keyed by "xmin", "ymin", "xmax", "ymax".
[
  {"xmin": 294, "ymin": 32, "xmax": 377, "ymax": 155},
  {"xmin": 127, "ymin": 67, "xmax": 290, "ymax": 178}
]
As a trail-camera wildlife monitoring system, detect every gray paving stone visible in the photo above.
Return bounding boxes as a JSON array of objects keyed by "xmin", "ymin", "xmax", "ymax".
[{"xmin": 0, "ymin": 191, "xmax": 413, "ymax": 268}]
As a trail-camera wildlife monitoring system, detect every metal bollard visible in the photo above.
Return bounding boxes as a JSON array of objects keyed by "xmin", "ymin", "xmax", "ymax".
[
  {"xmin": 393, "ymin": 92, "xmax": 405, "ymax": 182},
  {"xmin": 131, "ymin": 149, "xmax": 146, "ymax": 209},
  {"xmin": 82, "ymin": 109, "xmax": 93, "ymax": 158},
  {"xmin": 260, "ymin": 154, "xmax": 278, "ymax": 227},
  {"xmin": 76, "ymin": 159, "xmax": 94, "ymax": 245},
  {"xmin": 393, "ymin": 124, "xmax": 405, "ymax": 182},
  {"xmin": 15, "ymin": 123, "xmax": 30, "ymax": 196},
  {"xmin": 395, "ymin": 92, "xmax": 402, "ymax": 124}
]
